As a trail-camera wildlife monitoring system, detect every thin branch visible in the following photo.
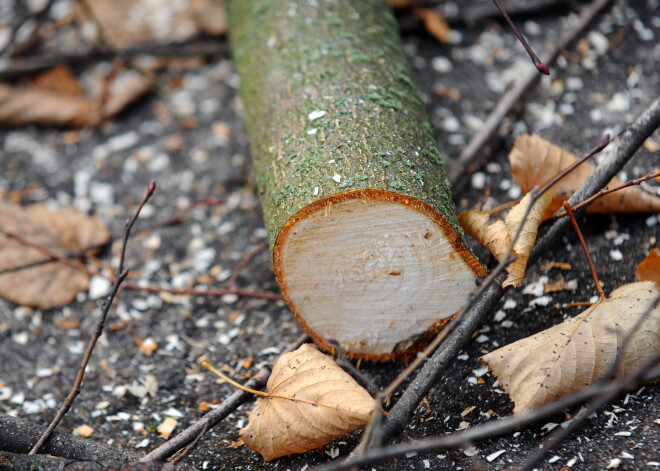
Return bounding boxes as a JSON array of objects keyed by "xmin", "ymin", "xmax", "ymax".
[
  {"xmin": 310, "ymin": 354, "xmax": 660, "ymax": 471},
  {"xmin": 0, "ymin": 415, "xmax": 138, "ymax": 461},
  {"xmin": 28, "ymin": 181, "xmax": 156, "ymax": 455},
  {"xmin": 228, "ymin": 241, "xmax": 269, "ymax": 291},
  {"xmin": 490, "ymin": 0, "xmax": 549, "ymax": 74},
  {"xmin": 449, "ymin": 0, "xmax": 614, "ymax": 186},
  {"xmin": 377, "ymin": 96, "xmax": 660, "ymax": 442},
  {"xmin": 554, "ymin": 170, "xmax": 660, "ymax": 217},
  {"xmin": 0, "ymin": 39, "xmax": 228, "ymax": 79},
  {"xmin": 139, "ymin": 334, "xmax": 309, "ymax": 463},
  {"xmin": 0, "ymin": 230, "xmax": 98, "ymax": 277},
  {"xmin": 562, "ymin": 201, "xmax": 604, "ymax": 298}
]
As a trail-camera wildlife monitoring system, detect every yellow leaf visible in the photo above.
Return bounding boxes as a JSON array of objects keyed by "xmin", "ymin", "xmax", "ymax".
[
  {"xmin": 510, "ymin": 134, "xmax": 660, "ymax": 218},
  {"xmin": 502, "ymin": 192, "xmax": 552, "ymax": 287},
  {"xmin": 481, "ymin": 281, "xmax": 660, "ymax": 414},
  {"xmin": 636, "ymin": 248, "xmax": 660, "ymax": 287},
  {"xmin": 458, "ymin": 192, "xmax": 551, "ymax": 287},
  {"xmin": 240, "ymin": 344, "xmax": 376, "ymax": 461},
  {"xmin": 0, "ymin": 202, "xmax": 110, "ymax": 308}
]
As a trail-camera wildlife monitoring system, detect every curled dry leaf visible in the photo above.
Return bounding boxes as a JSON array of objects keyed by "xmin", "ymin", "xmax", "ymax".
[
  {"xmin": 458, "ymin": 191, "xmax": 552, "ymax": 287},
  {"xmin": 636, "ymin": 248, "xmax": 660, "ymax": 286},
  {"xmin": 240, "ymin": 343, "xmax": 376, "ymax": 461},
  {"xmin": 0, "ymin": 201, "xmax": 110, "ymax": 308},
  {"xmin": 482, "ymin": 281, "xmax": 660, "ymax": 414},
  {"xmin": 510, "ymin": 134, "xmax": 660, "ymax": 218}
]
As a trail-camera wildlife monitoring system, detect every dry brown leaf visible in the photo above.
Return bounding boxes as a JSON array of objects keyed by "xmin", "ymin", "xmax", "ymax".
[
  {"xmin": 79, "ymin": 0, "xmax": 226, "ymax": 48},
  {"xmin": 0, "ymin": 201, "xmax": 110, "ymax": 308},
  {"xmin": 458, "ymin": 192, "xmax": 552, "ymax": 287},
  {"xmin": 0, "ymin": 82, "xmax": 98, "ymax": 127},
  {"xmin": 240, "ymin": 343, "xmax": 376, "ymax": 461},
  {"xmin": 510, "ymin": 134, "xmax": 660, "ymax": 218},
  {"xmin": 413, "ymin": 8, "xmax": 451, "ymax": 43},
  {"xmin": 0, "ymin": 66, "xmax": 153, "ymax": 127},
  {"xmin": 636, "ymin": 248, "xmax": 660, "ymax": 286},
  {"xmin": 157, "ymin": 417, "xmax": 177, "ymax": 439},
  {"xmin": 482, "ymin": 281, "xmax": 660, "ymax": 414}
]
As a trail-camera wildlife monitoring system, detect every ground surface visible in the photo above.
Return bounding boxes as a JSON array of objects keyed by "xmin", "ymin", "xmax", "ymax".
[{"xmin": 0, "ymin": 0, "xmax": 659, "ymax": 470}]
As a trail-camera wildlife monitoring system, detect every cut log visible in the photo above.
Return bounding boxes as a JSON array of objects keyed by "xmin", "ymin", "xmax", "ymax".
[{"xmin": 227, "ymin": 0, "xmax": 485, "ymax": 360}]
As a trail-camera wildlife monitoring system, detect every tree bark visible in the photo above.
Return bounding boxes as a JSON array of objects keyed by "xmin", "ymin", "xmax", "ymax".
[{"xmin": 227, "ymin": 0, "xmax": 485, "ymax": 360}]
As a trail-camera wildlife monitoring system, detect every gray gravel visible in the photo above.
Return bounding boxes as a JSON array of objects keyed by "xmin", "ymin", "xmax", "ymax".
[{"xmin": 1, "ymin": 0, "xmax": 659, "ymax": 469}]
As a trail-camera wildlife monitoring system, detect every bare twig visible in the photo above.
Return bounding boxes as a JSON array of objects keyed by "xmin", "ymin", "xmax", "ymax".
[
  {"xmin": 139, "ymin": 334, "xmax": 309, "ymax": 463},
  {"xmin": 449, "ymin": 0, "xmax": 614, "ymax": 186},
  {"xmin": 0, "ymin": 230, "xmax": 98, "ymax": 277},
  {"xmin": 355, "ymin": 133, "xmax": 612, "ymax": 456},
  {"xmin": 377, "ymin": 97, "xmax": 660, "ymax": 442},
  {"xmin": 490, "ymin": 0, "xmax": 549, "ymax": 74},
  {"xmin": 310, "ymin": 354, "xmax": 660, "ymax": 471},
  {"xmin": 0, "ymin": 39, "xmax": 228, "ymax": 79},
  {"xmin": 554, "ymin": 170, "xmax": 660, "ymax": 217},
  {"xmin": 0, "ymin": 415, "xmax": 138, "ymax": 461},
  {"xmin": 28, "ymin": 181, "xmax": 156, "ymax": 455},
  {"xmin": 562, "ymin": 201, "xmax": 604, "ymax": 298},
  {"xmin": 228, "ymin": 241, "xmax": 269, "ymax": 291}
]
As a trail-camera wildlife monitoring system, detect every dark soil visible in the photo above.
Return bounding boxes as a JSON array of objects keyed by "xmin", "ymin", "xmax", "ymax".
[{"xmin": 1, "ymin": 0, "xmax": 658, "ymax": 470}]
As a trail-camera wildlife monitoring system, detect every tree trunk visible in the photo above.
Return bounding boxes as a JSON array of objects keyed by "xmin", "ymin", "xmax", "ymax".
[{"xmin": 227, "ymin": 0, "xmax": 485, "ymax": 360}]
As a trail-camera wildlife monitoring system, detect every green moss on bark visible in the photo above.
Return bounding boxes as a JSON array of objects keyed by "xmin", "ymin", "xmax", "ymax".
[{"xmin": 227, "ymin": 0, "xmax": 462, "ymax": 247}]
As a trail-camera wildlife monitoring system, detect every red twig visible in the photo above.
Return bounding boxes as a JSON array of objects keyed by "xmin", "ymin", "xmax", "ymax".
[
  {"xmin": 554, "ymin": 170, "xmax": 660, "ymax": 218},
  {"xmin": 28, "ymin": 180, "xmax": 156, "ymax": 455},
  {"xmin": 562, "ymin": 201, "xmax": 604, "ymax": 299},
  {"xmin": 491, "ymin": 0, "xmax": 549, "ymax": 74}
]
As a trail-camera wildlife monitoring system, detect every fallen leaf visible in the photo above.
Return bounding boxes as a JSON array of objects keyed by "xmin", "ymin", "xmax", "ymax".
[
  {"xmin": 481, "ymin": 281, "xmax": 660, "ymax": 414},
  {"xmin": 636, "ymin": 248, "xmax": 660, "ymax": 286},
  {"xmin": 510, "ymin": 134, "xmax": 660, "ymax": 218},
  {"xmin": 79, "ymin": 0, "xmax": 226, "ymax": 48},
  {"xmin": 0, "ymin": 201, "xmax": 110, "ymax": 308},
  {"xmin": 0, "ymin": 82, "xmax": 97, "ymax": 127},
  {"xmin": 413, "ymin": 8, "xmax": 450, "ymax": 43},
  {"xmin": 240, "ymin": 344, "xmax": 375, "ymax": 461},
  {"xmin": 157, "ymin": 417, "xmax": 177, "ymax": 439},
  {"xmin": 0, "ymin": 66, "xmax": 153, "ymax": 127},
  {"xmin": 458, "ymin": 192, "xmax": 552, "ymax": 287}
]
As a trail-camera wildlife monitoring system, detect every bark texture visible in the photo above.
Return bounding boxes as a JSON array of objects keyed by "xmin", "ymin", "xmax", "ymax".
[
  {"xmin": 227, "ymin": 0, "xmax": 465, "ymax": 243},
  {"xmin": 227, "ymin": 0, "xmax": 484, "ymax": 359}
]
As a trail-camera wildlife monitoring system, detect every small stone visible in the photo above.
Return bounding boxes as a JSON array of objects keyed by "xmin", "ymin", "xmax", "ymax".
[
  {"xmin": 609, "ymin": 249, "xmax": 624, "ymax": 261},
  {"xmin": 471, "ymin": 172, "xmax": 486, "ymax": 190},
  {"xmin": 431, "ymin": 56, "xmax": 453, "ymax": 73},
  {"xmin": 607, "ymin": 458, "xmax": 621, "ymax": 468},
  {"xmin": 486, "ymin": 450, "xmax": 506, "ymax": 462},
  {"xmin": 308, "ymin": 110, "xmax": 327, "ymax": 121}
]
